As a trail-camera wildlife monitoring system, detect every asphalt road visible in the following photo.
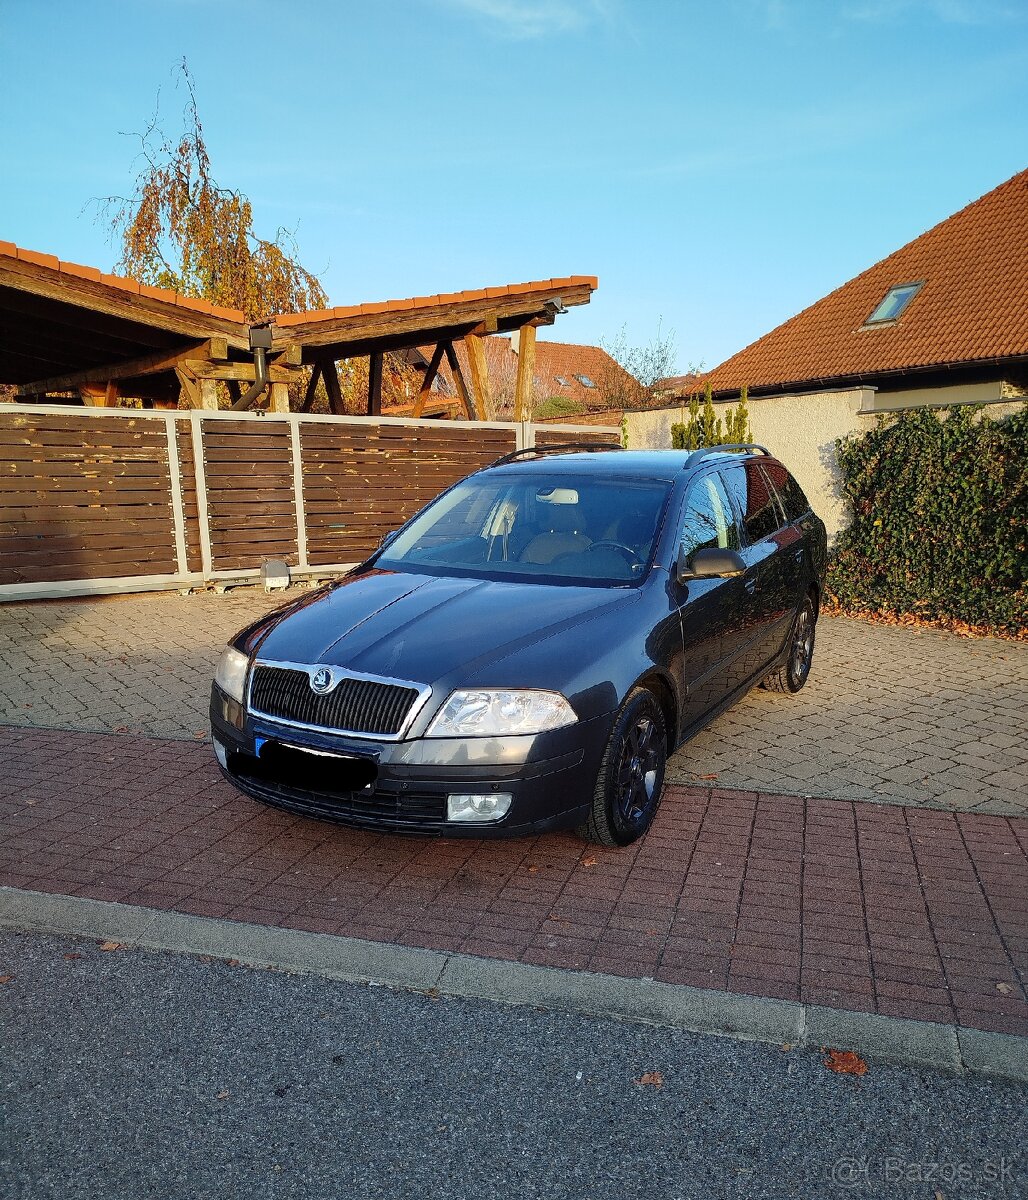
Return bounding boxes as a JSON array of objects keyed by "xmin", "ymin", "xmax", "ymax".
[{"xmin": 1, "ymin": 932, "xmax": 1024, "ymax": 1200}]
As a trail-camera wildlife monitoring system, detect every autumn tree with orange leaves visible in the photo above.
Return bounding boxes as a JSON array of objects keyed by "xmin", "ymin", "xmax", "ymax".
[{"xmin": 96, "ymin": 61, "xmax": 327, "ymax": 323}]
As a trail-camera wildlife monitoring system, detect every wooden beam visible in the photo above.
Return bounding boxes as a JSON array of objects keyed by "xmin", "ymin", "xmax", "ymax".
[
  {"xmin": 176, "ymin": 359, "xmax": 301, "ymax": 383},
  {"xmin": 368, "ymin": 351, "xmax": 383, "ymax": 416},
  {"xmin": 321, "ymin": 358, "xmax": 345, "ymax": 415},
  {"xmin": 300, "ymin": 362, "xmax": 323, "ymax": 413},
  {"xmin": 17, "ymin": 338, "xmax": 231, "ymax": 396},
  {"xmin": 412, "ymin": 342, "xmax": 446, "ymax": 418},
  {"xmin": 175, "ymin": 367, "xmax": 201, "ymax": 409},
  {"xmin": 225, "ymin": 380, "xmax": 242, "ymax": 406},
  {"xmin": 443, "ymin": 341, "xmax": 475, "ymax": 421},
  {"xmin": 513, "ymin": 323, "xmax": 537, "ymax": 423},
  {"xmin": 271, "ymin": 342, "xmax": 302, "ymax": 366},
  {"xmin": 463, "ymin": 335, "xmax": 491, "ymax": 421}
]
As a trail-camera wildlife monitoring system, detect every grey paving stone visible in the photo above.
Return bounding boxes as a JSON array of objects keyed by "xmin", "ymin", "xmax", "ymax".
[{"xmin": 1, "ymin": 592, "xmax": 1026, "ymax": 817}]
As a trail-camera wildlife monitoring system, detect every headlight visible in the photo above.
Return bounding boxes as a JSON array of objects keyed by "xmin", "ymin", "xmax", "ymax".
[
  {"xmin": 426, "ymin": 689, "xmax": 576, "ymax": 737},
  {"xmin": 214, "ymin": 646, "xmax": 250, "ymax": 704}
]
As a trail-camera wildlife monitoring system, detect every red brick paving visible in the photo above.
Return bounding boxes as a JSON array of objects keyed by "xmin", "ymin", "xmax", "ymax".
[{"xmin": 1, "ymin": 724, "xmax": 1026, "ymax": 1036}]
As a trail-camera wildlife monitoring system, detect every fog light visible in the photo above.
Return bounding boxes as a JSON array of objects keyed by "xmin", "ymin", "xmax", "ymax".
[
  {"xmin": 213, "ymin": 739, "xmax": 228, "ymax": 769},
  {"xmin": 447, "ymin": 793, "xmax": 513, "ymax": 823}
]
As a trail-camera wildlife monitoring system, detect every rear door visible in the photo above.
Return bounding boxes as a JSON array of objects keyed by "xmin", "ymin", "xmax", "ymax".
[
  {"xmin": 718, "ymin": 460, "xmax": 797, "ymax": 679},
  {"xmin": 671, "ymin": 471, "xmax": 747, "ymax": 725}
]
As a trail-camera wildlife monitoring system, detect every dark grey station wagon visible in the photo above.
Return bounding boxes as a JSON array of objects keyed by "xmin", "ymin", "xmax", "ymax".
[{"xmin": 211, "ymin": 444, "xmax": 827, "ymax": 845}]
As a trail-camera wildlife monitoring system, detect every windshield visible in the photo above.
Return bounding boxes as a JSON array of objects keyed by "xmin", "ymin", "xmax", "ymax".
[{"xmin": 375, "ymin": 472, "xmax": 672, "ymax": 587}]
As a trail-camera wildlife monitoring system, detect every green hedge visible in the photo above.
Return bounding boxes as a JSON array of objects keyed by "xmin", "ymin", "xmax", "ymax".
[{"xmin": 827, "ymin": 405, "xmax": 1028, "ymax": 635}]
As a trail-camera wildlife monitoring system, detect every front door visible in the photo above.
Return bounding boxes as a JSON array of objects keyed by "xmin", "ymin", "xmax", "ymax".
[{"xmin": 672, "ymin": 472, "xmax": 747, "ymax": 728}]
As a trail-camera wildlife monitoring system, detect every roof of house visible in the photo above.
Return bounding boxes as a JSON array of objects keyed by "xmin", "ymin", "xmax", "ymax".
[{"xmin": 702, "ymin": 169, "xmax": 1028, "ymax": 397}]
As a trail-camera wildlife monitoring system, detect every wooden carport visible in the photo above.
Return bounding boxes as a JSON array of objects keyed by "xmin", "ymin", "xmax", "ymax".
[{"xmin": 2, "ymin": 242, "xmax": 596, "ymax": 420}]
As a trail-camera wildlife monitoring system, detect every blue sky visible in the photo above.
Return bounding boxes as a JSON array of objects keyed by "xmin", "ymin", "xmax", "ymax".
[{"xmin": 1, "ymin": 0, "xmax": 1026, "ymax": 371}]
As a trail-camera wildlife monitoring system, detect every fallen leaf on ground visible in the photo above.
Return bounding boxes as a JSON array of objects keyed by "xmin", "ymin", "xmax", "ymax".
[
  {"xmin": 113, "ymin": 726, "xmax": 130, "ymax": 734},
  {"xmin": 780, "ymin": 1043, "xmax": 794, "ymax": 1052},
  {"xmin": 823, "ymin": 1049, "xmax": 868, "ymax": 1076},
  {"xmin": 63, "ymin": 953, "xmax": 84, "ymax": 961},
  {"xmin": 581, "ymin": 855, "xmax": 599, "ymax": 868},
  {"xmin": 634, "ymin": 1071, "xmax": 664, "ymax": 1089},
  {"xmin": 996, "ymin": 982, "xmax": 1013, "ymax": 995},
  {"xmin": 193, "ymin": 731, "xmax": 208, "ymax": 740},
  {"xmin": 0, "ymin": 975, "xmax": 14, "ymax": 984},
  {"xmin": 215, "ymin": 1090, "xmax": 230, "ymax": 1100},
  {"xmin": 423, "ymin": 987, "xmax": 441, "ymax": 1000},
  {"xmin": 98, "ymin": 941, "xmax": 124, "ymax": 952},
  {"xmin": 226, "ymin": 959, "xmax": 241, "ymax": 967},
  {"xmin": 697, "ymin": 773, "xmax": 719, "ymax": 781},
  {"xmin": 526, "ymin": 865, "xmax": 539, "ymax": 874}
]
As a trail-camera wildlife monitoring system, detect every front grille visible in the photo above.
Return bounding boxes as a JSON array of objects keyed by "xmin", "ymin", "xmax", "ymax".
[
  {"xmin": 229, "ymin": 761, "xmax": 447, "ymax": 831},
  {"xmin": 250, "ymin": 665, "xmax": 420, "ymax": 736}
]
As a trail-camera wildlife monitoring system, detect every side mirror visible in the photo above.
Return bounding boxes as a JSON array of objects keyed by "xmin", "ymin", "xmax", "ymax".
[{"xmin": 676, "ymin": 544, "xmax": 746, "ymax": 583}]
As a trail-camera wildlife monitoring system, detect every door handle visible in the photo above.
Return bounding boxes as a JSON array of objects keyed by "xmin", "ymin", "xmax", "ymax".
[{"xmin": 744, "ymin": 576, "xmax": 758, "ymax": 595}]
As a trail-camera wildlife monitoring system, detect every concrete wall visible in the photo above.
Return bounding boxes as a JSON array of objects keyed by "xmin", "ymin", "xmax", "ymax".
[{"xmin": 626, "ymin": 388, "xmax": 875, "ymax": 541}]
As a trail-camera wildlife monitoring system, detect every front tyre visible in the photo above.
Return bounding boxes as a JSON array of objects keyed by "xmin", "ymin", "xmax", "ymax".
[{"xmin": 578, "ymin": 688, "xmax": 667, "ymax": 847}]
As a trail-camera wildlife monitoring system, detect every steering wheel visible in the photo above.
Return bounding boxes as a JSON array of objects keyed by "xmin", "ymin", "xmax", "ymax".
[{"xmin": 588, "ymin": 541, "xmax": 641, "ymax": 566}]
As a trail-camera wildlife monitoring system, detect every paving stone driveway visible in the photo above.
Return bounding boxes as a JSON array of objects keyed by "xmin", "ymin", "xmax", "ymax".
[{"xmin": 0, "ymin": 589, "xmax": 1025, "ymax": 816}]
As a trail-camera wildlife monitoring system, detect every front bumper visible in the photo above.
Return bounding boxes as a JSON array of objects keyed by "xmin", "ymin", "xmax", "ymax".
[{"xmin": 210, "ymin": 685, "xmax": 611, "ymax": 837}]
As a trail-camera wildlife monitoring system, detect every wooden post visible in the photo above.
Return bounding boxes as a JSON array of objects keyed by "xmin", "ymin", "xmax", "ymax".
[
  {"xmin": 199, "ymin": 378, "xmax": 219, "ymax": 411},
  {"xmin": 268, "ymin": 382, "xmax": 290, "ymax": 413},
  {"xmin": 443, "ymin": 342, "xmax": 474, "ymax": 421},
  {"xmin": 464, "ymin": 335, "xmax": 491, "ymax": 421},
  {"xmin": 513, "ymin": 324, "xmax": 537, "ymax": 423},
  {"xmin": 368, "ymin": 352, "xmax": 383, "ymax": 415}
]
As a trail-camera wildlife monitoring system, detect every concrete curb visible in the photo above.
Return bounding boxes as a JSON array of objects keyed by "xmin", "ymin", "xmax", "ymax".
[{"xmin": 2, "ymin": 887, "xmax": 1025, "ymax": 1084}]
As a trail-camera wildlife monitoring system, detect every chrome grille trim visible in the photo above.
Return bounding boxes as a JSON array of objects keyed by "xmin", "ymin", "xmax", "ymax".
[{"xmin": 247, "ymin": 659, "xmax": 433, "ymax": 741}]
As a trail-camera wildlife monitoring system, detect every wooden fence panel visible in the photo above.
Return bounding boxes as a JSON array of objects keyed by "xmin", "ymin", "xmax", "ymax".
[
  {"xmin": 0, "ymin": 412, "xmax": 176, "ymax": 585},
  {"xmin": 0, "ymin": 408, "xmax": 617, "ymax": 597},
  {"xmin": 200, "ymin": 420, "xmax": 299, "ymax": 572},
  {"xmin": 300, "ymin": 422, "xmax": 517, "ymax": 564}
]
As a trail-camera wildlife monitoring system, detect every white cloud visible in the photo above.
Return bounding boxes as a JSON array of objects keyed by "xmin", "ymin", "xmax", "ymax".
[
  {"xmin": 843, "ymin": 0, "xmax": 1027, "ymax": 24},
  {"xmin": 441, "ymin": 0, "xmax": 609, "ymax": 38}
]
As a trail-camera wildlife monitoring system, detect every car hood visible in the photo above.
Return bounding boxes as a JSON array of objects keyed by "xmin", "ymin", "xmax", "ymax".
[{"xmin": 253, "ymin": 568, "xmax": 636, "ymax": 685}]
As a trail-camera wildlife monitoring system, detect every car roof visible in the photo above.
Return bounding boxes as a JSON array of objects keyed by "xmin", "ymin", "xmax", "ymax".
[{"xmin": 482, "ymin": 448, "xmax": 776, "ymax": 482}]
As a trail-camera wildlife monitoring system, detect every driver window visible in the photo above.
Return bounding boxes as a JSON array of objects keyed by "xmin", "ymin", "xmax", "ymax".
[{"xmin": 678, "ymin": 475, "xmax": 740, "ymax": 561}]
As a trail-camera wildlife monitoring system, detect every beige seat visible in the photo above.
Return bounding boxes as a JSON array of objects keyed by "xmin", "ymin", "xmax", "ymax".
[{"xmin": 520, "ymin": 504, "xmax": 591, "ymax": 564}]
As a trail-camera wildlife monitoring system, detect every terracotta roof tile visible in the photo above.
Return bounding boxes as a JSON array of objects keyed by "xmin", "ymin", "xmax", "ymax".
[
  {"xmin": 0, "ymin": 240, "xmax": 247, "ymax": 324},
  {"xmin": 704, "ymin": 169, "xmax": 1028, "ymax": 395}
]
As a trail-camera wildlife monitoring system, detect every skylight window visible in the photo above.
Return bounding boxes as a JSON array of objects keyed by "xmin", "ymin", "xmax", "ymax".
[
  {"xmin": 865, "ymin": 281, "xmax": 923, "ymax": 326},
  {"xmin": 575, "ymin": 374, "xmax": 596, "ymax": 388},
  {"xmin": 555, "ymin": 375, "xmax": 571, "ymax": 387}
]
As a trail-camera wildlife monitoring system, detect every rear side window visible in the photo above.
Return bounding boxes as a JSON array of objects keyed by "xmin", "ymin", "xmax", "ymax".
[
  {"xmin": 761, "ymin": 461, "xmax": 810, "ymax": 523},
  {"xmin": 678, "ymin": 474, "xmax": 740, "ymax": 560},
  {"xmin": 720, "ymin": 461, "xmax": 782, "ymax": 543}
]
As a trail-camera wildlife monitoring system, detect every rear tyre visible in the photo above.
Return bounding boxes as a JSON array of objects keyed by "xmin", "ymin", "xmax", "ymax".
[
  {"xmin": 578, "ymin": 688, "xmax": 667, "ymax": 847},
  {"xmin": 763, "ymin": 595, "xmax": 817, "ymax": 694}
]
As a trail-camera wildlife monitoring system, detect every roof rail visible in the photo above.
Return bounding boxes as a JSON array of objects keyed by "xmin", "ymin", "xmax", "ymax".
[
  {"xmin": 684, "ymin": 442, "xmax": 771, "ymax": 469},
  {"xmin": 490, "ymin": 442, "xmax": 624, "ymax": 468}
]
